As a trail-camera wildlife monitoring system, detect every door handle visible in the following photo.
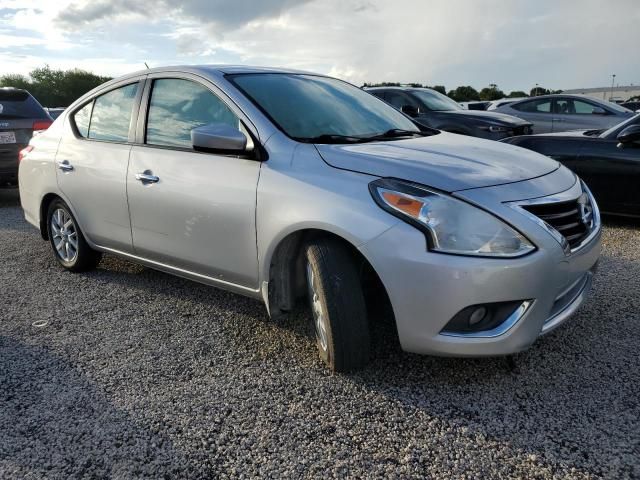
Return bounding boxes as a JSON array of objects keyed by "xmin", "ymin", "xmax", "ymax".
[
  {"xmin": 57, "ymin": 160, "xmax": 74, "ymax": 172},
  {"xmin": 552, "ymin": 118, "xmax": 565, "ymax": 122},
  {"xmin": 135, "ymin": 171, "xmax": 159, "ymax": 183}
]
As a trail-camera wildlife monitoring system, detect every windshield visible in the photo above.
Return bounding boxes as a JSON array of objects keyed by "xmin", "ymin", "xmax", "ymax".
[
  {"xmin": 228, "ymin": 73, "xmax": 420, "ymax": 141},
  {"xmin": 411, "ymin": 89, "xmax": 462, "ymax": 112},
  {"xmin": 601, "ymin": 113, "xmax": 640, "ymax": 138},
  {"xmin": 604, "ymin": 101, "xmax": 635, "ymax": 114},
  {"xmin": 0, "ymin": 90, "xmax": 48, "ymax": 119}
]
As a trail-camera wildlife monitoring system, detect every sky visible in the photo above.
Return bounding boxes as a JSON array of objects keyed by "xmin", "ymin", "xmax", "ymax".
[{"xmin": 1, "ymin": 0, "xmax": 639, "ymax": 92}]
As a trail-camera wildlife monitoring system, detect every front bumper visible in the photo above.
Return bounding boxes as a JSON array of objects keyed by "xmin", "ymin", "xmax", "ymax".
[{"xmin": 359, "ymin": 177, "xmax": 601, "ymax": 357}]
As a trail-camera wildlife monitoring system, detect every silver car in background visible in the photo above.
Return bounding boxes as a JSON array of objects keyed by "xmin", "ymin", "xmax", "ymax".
[
  {"xmin": 495, "ymin": 94, "xmax": 634, "ymax": 133},
  {"xmin": 19, "ymin": 66, "xmax": 601, "ymax": 371}
]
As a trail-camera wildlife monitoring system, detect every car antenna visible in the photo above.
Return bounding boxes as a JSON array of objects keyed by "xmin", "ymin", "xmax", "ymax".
[{"xmin": 144, "ymin": 62, "xmax": 150, "ymax": 69}]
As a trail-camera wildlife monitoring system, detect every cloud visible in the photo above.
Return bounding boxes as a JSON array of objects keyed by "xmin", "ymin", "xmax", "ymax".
[
  {"xmin": 56, "ymin": 0, "xmax": 313, "ymax": 32},
  {"xmin": 1, "ymin": 0, "xmax": 639, "ymax": 92}
]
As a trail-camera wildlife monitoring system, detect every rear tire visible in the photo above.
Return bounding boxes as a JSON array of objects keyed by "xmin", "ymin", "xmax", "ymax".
[
  {"xmin": 47, "ymin": 199, "xmax": 101, "ymax": 272},
  {"xmin": 304, "ymin": 237, "xmax": 370, "ymax": 372}
]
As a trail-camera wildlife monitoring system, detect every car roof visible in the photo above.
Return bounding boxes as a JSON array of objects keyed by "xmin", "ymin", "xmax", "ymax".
[
  {"xmin": 513, "ymin": 93, "xmax": 606, "ymax": 103},
  {"xmin": 114, "ymin": 64, "xmax": 322, "ymax": 83},
  {"xmin": 365, "ymin": 86, "xmax": 436, "ymax": 92}
]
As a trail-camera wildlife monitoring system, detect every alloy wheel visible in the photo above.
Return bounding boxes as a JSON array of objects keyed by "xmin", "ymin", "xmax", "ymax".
[
  {"xmin": 306, "ymin": 262, "xmax": 328, "ymax": 351},
  {"xmin": 50, "ymin": 208, "xmax": 78, "ymax": 263}
]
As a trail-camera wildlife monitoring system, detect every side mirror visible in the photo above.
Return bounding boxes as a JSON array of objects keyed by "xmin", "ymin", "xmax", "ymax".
[
  {"xmin": 592, "ymin": 106, "xmax": 607, "ymax": 115},
  {"xmin": 401, "ymin": 105, "xmax": 419, "ymax": 117},
  {"xmin": 191, "ymin": 123, "xmax": 247, "ymax": 153},
  {"xmin": 617, "ymin": 124, "xmax": 640, "ymax": 147}
]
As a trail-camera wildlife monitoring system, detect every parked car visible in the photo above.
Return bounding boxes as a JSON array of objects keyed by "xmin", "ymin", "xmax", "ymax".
[
  {"xmin": 45, "ymin": 107, "xmax": 66, "ymax": 120},
  {"xmin": 0, "ymin": 87, "xmax": 52, "ymax": 186},
  {"xmin": 621, "ymin": 101, "xmax": 640, "ymax": 112},
  {"xmin": 366, "ymin": 87, "xmax": 532, "ymax": 140},
  {"xmin": 486, "ymin": 97, "xmax": 528, "ymax": 110},
  {"xmin": 494, "ymin": 94, "xmax": 634, "ymax": 134},
  {"xmin": 19, "ymin": 66, "xmax": 601, "ymax": 371},
  {"xmin": 502, "ymin": 114, "xmax": 640, "ymax": 217}
]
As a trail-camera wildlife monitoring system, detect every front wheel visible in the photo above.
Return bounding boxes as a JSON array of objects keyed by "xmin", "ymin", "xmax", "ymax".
[
  {"xmin": 304, "ymin": 237, "xmax": 370, "ymax": 372},
  {"xmin": 47, "ymin": 199, "xmax": 101, "ymax": 272}
]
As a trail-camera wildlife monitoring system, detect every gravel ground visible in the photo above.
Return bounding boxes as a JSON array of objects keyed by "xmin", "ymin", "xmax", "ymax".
[{"xmin": 1, "ymin": 187, "xmax": 639, "ymax": 479}]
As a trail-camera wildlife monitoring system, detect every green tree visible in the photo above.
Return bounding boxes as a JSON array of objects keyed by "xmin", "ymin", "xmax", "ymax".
[
  {"xmin": 479, "ymin": 84, "xmax": 505, "ymax": 101},
  {"xmin": 530, "ymin": 86, "xmax": 551, "ymax": 96},
  {"xmin": 447, "ymin": 86, "xmax": 480, "ymax": 102},
  {"xmin": 428, "ymin": 85, "xmax": 447, "ymax": 95},
  {"xmin": 0, "ymin": 65, "xmax": 112, "ymax": 107},
  {"xmin": 507, "ymin": 91, "xmax": 528, "ymax": 98}
]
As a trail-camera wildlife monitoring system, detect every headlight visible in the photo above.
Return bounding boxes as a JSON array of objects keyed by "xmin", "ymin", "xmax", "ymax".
[
  {"xmin": 478, "ymin": 125, "xmax": 510, "ymax": 133},
  {"xmin": 369, "ymin": 178, "xmax": 536, "ymax": 258}
]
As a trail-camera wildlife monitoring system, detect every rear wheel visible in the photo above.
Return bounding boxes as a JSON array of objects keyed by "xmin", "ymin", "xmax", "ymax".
[
  {"xmin": 304, "ymin": 237, "xmax": 370, "ymax": 372},
  {"xmin": 47, "ymin": 199, "xmax": 101, "ymax": 272}
]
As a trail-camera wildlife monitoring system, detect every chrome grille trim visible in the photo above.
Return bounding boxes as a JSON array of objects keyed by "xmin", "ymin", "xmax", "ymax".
[{"xmin": 508, "ymin": 179, "xmax": 601, "ymax": 256}]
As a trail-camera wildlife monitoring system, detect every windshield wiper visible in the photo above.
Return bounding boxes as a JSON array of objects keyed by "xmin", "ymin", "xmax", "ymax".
[
  {"xmin": 299, "ymin": 129, "xmax": 430, "ymax": 144},
  {"xmin": 297, "ymin": 134, "xmax": 366, "ymax": 144},
  {"xmin": 361, "ymin": 128, "xmax": 426, "ymax": 141}
]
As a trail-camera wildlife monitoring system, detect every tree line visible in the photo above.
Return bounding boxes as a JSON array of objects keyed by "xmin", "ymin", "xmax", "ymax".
[
  {"xmin": 1, "ymin": 64, "xmax": 563, "ymax": 107},
  {"xmin": 0, "ymin": 65, "xmax": 112, "ymax": 107},
  {"xmin": 361, "ymin": 82, "xmax": 563, "ymax": 102}
]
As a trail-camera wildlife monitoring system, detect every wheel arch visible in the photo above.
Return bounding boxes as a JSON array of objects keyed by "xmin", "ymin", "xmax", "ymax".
[
  {"xmin": 264, "ymin": 227, "xmax": 394, "ymax": 326},
  {"xmin": 39, "ymin": 193, "xmax": 61, "ymax": 240}
]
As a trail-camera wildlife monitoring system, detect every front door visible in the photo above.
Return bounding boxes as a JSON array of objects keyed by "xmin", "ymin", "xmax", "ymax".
[
  {"xmin": 55, "ymin": 80, "xmax": 143, "ymax": 252},
  {"xmin": 552, "ymin": 98, "xmax": 610, "ymax": 132},
  {"xmin": 126, "ymin": 77, "xmax": 261, "ymax": 288}
]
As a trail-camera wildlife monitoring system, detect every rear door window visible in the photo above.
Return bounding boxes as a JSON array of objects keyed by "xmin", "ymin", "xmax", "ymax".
[
  {"xmin": 145, "ymin": 78, "xmax": 238, "ymax": 148},
  {"xmin": 513, "ymin": 99, "xmax": 552, "ymax": 113},
  {"xmin": 88, "ymin": 83, "xmax": 139, "ymax": 142},
  {"xmin": 73, "ymin": 102, "xmax": 92, "ymax": 138}
]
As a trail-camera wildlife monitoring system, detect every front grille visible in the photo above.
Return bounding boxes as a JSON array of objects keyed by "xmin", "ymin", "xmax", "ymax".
[{"xmin": 523, "ymin": 195, "xmax": 594, "ymax": 249}]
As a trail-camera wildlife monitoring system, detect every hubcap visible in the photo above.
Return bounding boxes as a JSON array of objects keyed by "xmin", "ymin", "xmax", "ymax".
[
  {"xmin": 50, "ymin": 208, "xmax": 78, "ymax": 263},
  {"xmin": 306, "ymin": 263, "xmax": 328, "ymax": 352}
]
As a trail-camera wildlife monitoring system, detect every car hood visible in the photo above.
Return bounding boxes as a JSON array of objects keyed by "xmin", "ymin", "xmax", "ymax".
[
  {"xmin": 429, "ymin": 109, "xmax": 531, "ymax": 126},
  {"xmin": 316, "ymin": 132, "xmax": 559, "ymax": 192}
]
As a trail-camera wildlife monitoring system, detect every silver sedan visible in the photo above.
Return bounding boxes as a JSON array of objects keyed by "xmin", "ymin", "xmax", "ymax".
[
  {"xmin": 19, "ymin": 66, "xmax": 601, "ymax": 371},
  {"xmin": 495, "ymin": 94, "xmax": 634, "ymax": 133}
]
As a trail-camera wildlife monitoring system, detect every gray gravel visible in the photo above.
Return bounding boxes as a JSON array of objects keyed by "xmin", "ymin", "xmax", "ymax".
[{"xmin": 0, "ymin": 187, "xmax": 639, "ymax": 479}]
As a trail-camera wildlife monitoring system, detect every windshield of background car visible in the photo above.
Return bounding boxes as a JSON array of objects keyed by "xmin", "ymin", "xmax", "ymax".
[
  {"xmin": 0, "ymin": 90, "xmax": 48, "ymax": 119},
  {"xmin": 228, "ymin": 73, "xmax": 419, "ymax": 140},
  {"xmin": 599, "ymin": 100, "xmax": 634, "ymax": 114},
  {"xmin": 601, "ymin": 113, "xmax": 640, "ymax": 138},
  {"xmin": 411, "ymin": 89, "xmax": 462, "ymax": 112}
]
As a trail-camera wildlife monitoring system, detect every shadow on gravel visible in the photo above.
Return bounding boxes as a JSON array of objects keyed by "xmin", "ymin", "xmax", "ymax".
[
  {"xmin": 0, "ymin": 336, "xmax": 205, "ymax": 478},
  {"xmin": 347, "ymin": 253, "xmax": 640, "ymax": 478}
]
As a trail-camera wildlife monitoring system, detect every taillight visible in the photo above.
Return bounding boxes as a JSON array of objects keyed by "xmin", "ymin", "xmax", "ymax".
[
  {"xmin": 32, "ymin": 120, "xmax": 52, "ymax": 132},
  {"xmin": 18, "ymin": 145, "xmax": 33, "ymax": 164}
]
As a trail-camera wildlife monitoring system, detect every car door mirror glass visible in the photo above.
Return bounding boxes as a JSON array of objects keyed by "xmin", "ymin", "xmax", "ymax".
[
  {"xmin": 617, "ymin": 125, "xmax": 640, "ymax": 146},
  {"xmin": 592, "ymin": 107, "xmax": 607, "ymax": 115},
  {"xmin": 401, "ymin": 105, "xmax": 419, "ymax": 117},
  {"xmin": 191, "ymin": 123, "xmax": 248, "ymax": 153}
]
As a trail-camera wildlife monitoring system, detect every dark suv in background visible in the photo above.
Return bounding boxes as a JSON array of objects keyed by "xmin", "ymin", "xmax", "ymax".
[
  {"xmin": 0, "ymin": 88, "xmax": 52, "ymax": 187},
  {"xmin": 366, "ymin": 86, "xmax": 532, "ymax": 140}
]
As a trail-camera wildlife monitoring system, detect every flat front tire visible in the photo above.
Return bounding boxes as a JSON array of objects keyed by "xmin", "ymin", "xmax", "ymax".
[
  {"xmin": 47, "ymin": 199, "xmax": 101, "ymax": 272},
  {"xmin": 305, "ymin": 237, "xmax": 370, "ymax": 372}
]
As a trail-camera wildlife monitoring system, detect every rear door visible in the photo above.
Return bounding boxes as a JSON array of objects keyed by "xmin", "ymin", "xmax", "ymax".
[
  {"xmin": 55, "ymin": 79, "xmax": 144, "ymax": 252},
  {"xmin": 510, "ymin": 98, "xmax": 553, "ymax": 133},
  {"xmin": 126, "ymin": 74, "xmax": 261, "ymax": 288},
  {"xmin": 0, "ymin": 90, "xmax": 50, "ymax": 185}
]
